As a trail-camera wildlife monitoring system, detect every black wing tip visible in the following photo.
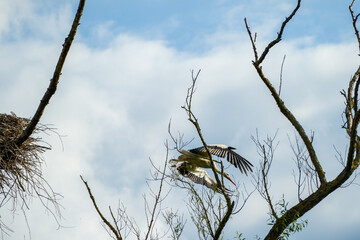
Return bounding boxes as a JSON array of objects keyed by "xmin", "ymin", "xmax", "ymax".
[
  {"xmin": 189, "ymin": 145, "xmax": 254, "ymax": 174},
  {"xmin": 190, "ymin": 144, "xmax": 236, "ymax": 151},
  {"xmin": 208, "ymin": 144, "xmax": 236, "ymax": 150},
  {"xmin": 189, "ymin": 148, "xmax": 198, "ymax": 153}
]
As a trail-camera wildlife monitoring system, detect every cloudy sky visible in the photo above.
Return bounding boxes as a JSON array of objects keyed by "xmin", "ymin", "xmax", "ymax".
[{"xmin": 0, "ymin": 0, "xmax": 360, "ymax": 239}]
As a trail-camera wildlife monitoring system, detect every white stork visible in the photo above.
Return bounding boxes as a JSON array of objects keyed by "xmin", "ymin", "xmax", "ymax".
[
  {"xmin": 174, "ymin": 162, "xmax": 231, "ymax": 193},
  {"xmin": 171, "ymin": 144, "xmax": 253, "ymax": 178}
]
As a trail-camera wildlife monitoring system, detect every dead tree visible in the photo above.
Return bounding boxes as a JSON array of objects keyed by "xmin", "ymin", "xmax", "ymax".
[
  {"xmin": 167, "ymin": 70, "xmax": 253, "ymax": 240},
  {"xmin": 81, "ymin": 141, "xmax": 175, "ymax": 240},
  {"xmin": 82, "ymin": 72, "xmax": 253, "ymax": 240},
  {"xmin": 245, "ymin": 0, "xmax": 360, "ymax": 239},
  {"xmin": 0, "ymin": 0, "xmax": 85, "ymax": 234}
]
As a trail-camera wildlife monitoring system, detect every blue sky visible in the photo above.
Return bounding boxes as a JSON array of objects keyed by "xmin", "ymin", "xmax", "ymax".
[
  {"xmin": 0, "ymin": 0, "xmax": 360, "ymax": 239},
  {"xmin": 79, "ymin": 0, "xmax": 354, "ymax": 47}
]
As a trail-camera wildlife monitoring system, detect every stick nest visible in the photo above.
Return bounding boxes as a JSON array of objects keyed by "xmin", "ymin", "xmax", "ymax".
[{"xmin": 0, "ymin": 112, "xmax": 53, "ymax": 208}]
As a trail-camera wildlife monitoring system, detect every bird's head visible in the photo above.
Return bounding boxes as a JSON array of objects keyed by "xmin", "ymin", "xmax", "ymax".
[
  {"xmin": 174, "ymin": 163, "xmax": 189, "ymax": 175},
  {"xmin": 223, "ymin": 172, "xmax": 236, "ymax": 186}
]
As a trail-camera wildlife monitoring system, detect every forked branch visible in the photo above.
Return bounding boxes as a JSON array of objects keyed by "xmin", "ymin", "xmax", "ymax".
[
  {"xmin": 245, "ymin": 1, "xmax": 360, "ymax": 239},
  {"xmin": 244, "ymin": 0, "xmax": 300, "ymax": 65},
  {"xmin": 350, "ymin": 0, "xmax": 360, "ymax": 54},
  {"xmin": 252, "ymin": 131, "xmax": 279, "ymax": 220},
  {"xmin": 245, "ymin": 0, "xmax": 326, "ymax": 185},
  {"xmin": 80, "ymin": 175, "xmax": 123, "ymax": 240},
  {"xmin": 144, "ymin": 147, "xmax": 169, "ymax": 240}
]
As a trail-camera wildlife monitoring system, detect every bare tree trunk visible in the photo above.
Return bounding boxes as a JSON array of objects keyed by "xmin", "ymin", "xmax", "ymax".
[{"xmin": 245, "ymin": 0, "xmax": 360, "ymax": 239}]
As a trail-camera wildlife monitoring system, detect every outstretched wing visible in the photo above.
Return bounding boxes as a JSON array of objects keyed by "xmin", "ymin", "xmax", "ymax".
[
  {"xmin": 190, "ymin": 144, "xmax": 253, "ymax": 175},
  {"xmin": 177, "ymin": 165, "xmax": 220, "ymax": 192}
]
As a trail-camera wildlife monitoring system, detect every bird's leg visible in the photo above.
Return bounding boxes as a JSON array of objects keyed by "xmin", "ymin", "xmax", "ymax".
[{"xmin": 169, "ymin": 158, "xmax": 184, "ymax": 165}]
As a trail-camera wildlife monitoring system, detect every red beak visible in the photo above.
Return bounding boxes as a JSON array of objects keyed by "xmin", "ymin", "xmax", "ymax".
[{"xmin": 225, "ymin": 175, "xmax": 236, "ymax": 186}]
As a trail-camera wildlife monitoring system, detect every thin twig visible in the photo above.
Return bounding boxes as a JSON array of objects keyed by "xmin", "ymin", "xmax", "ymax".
[
  {"xmin": 251, "ymin": 130, "xmax": 279, "ymax": 219},
  {"xmin": 144, "ymin": 144, "xmax": 169, "ymax": 240},
  {"xmin": 255, "ymin": 0, "xmax": 301, "ymax": 65},
  {"xmin": 80, "ymin": 176, "xmax": 122, "ymax": 240},
  {"xmin": 245, "ymin": 0, "xmax": 326, "ymax": 185},
  {"xmin": 244, "ymin": 18, "xmax": 259, "ymax": 62},
  {"xmin": 251, "ymin": 1, "xmax": 360, "ymax": 239},
  {"xmin": 182, "ymin": 70, "xmax": 234, "ymax": 239},
  {"xmin": 109, "ymin": 206, "xmax": 121, "ymax": 238},
  {"xmin": 350, "ymin": 0, "xmax": 360, "ymax": 54},
  {"xmin": 279, "ymin": 54, "xmax": 286, "ymax": 96}
]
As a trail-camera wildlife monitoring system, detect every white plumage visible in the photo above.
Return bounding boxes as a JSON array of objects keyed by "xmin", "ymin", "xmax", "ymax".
[
  {"xmin": 175, "ymin": 162, "xmax": 226, "ymax": 193},
  {"xmin": 172, "ymin": 150, "xmax": 235, "ymax": 185},
  {"xmin": 173, "ymin": 162, "xmax": 230, "ymax": 193}
]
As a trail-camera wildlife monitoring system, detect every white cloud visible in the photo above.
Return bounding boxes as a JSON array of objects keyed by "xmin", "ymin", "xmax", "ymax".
[
  {"xmin": 1, "ymin": 1, "xmax": 360, "ymax": 239},
  {"xmin": 0, "ymin": 0, "xmax": 33, "ymax": 37}
]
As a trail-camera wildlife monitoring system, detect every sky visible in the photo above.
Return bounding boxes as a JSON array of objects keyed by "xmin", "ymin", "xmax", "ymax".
[{"xmin": 0, "ymin": 0, "xmax": 360, "ymax": 239}]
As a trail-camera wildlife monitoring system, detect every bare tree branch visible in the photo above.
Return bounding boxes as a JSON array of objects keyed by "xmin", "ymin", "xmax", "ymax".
[
  {"xmin": 244, "ymin": 1, "xmax": 360, "ymax": 239},
  {"xmin": 279, "ymin": 54, "xmax": 286, "ymax": 96},
  {"xmin": 162, "ymin": 209, "xmax": 186, "ymax": 240},
  {"xmin": 0, "ymin": 1, "xmax": 85, "ymax": 236},
  {"xmin": 350, "ymin": 0, "xmax": 360, "ymax": 54},
  {"xmin": 16, "ymin": 0, "xmax": 86, "ymax": 146},
  {"xmin": 182, "ymin": 70, "xmax": 231, "ymax": 199},
  {"xmin": 144, "ymin": 144, "xmax": 169, "ymax": 240},
  {"xmin": 80, "ymin": 175, "xmax": 123, "ymax": 240},
  {"xmin": 245, "ymin": 0, "xmax": 326, "ymax": 186},
  {"xmin": 251, "ymin": 130, "xmax": 279, "ymax": 220},
  {"xmin": 258, "ymin": 0, "xmax": 301, "ymax": 65},
  {"xmin": 81, "ymin": 144, "xmax": 175, "ymax": 240},
  {"xmin": 181, "ymin": 70, "xmax": 235, "ymax": 240},
  {"xmin": 244, "ymin": 18, "xmax": 259, "ymax": 62}
]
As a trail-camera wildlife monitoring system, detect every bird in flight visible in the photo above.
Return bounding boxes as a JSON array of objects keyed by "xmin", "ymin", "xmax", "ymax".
[{"xmin": 171, "ymin": 144, "xmax": 253, "ymax": 189}]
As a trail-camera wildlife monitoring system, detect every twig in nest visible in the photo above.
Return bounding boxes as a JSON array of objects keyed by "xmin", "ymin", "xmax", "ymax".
[{"xmin": 0, "ymin": 113, "xmax": 62, "ymax": 233}]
